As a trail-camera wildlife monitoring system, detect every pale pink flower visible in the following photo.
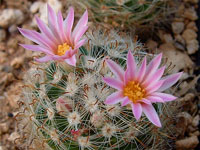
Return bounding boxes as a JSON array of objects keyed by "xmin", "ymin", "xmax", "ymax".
[
  {"xmin": 18, "ymin": 5, "xmax": 88, "ymax": 66},
  {"xmin": 103, "ymin": 50, "xmax": 182, "ymax": 127}
]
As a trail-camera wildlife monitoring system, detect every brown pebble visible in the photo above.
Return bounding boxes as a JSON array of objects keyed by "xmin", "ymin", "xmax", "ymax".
[{"xmin": 176, "ymin": 136, "xmax": 199, "ymax": 149}]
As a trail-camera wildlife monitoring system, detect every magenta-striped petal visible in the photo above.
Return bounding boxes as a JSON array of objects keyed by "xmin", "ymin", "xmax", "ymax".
[
  {"xmin": 104, "ymin": 91, "xmax": 124, "ymax": 105},
  {"xmin": 141, "ymin": 103, "xmax": 161, "ymax": 127},
  {"xmin": 126, "ymin": 50, "xmax": 137, "ymax": 82},
  {"xmin": 65, "ymin": 54, "xmax": 76, "ymax": 66},
  {"xmin": 18, "ymin": 28, "xmax": 53, "ymax": 49},
  {"xmin": 144, "ymin": 53, "xmax": 162, "ymax": 81},
  {"xmin": 72, "ymin": 9, "xmax": 88, "ymax": 44},
  {"xmin": 152, "ymin": 92, "xmax": 177, "ymax": 102},
  {"xmin": 143, "ymin": 66, "xmax": 165, "ymax": 88},
  {"xmin": 35, "ymin": 55, "xmax": 52, "ymax": 62},
  {"xmin": 146, "ymin": 96, "xmax": 164, "ymax": 103},
  {"xmin": 158, "ymin": 72, "xmax": 182, "ymax": 92},
  {"xmin": 103, "ymin": 77, "xmax": 123, "ymax": 90},
  {"xmin": 106, "ymin": 59, "xmax": 124, "ymax": 81},
  {"xmin": 73, "ymin": 26, "xmax": 88, "ymax": 44},
  {"xmin": 57, "ymin": 11, "xmax": 65, "ymax": 43},
  {"xmin": 136, "ymin": 56, "xmax": 146, "ymax": 82},
  {"xmin": 146, "ymin": 80, "xmax": 164, "ymax": 94},
  {"xmin": 64, "ymin": 7, "xmax": 74, "ymax": 43},
  {"xmin": 20, "ymin": 44, "xmax": 54, "ymax": 55},
  {"xmin": 74, "ymin": 39, "xmax": 86, "ymax": 49},
  {"xmin": 139, "ymin": 98, "xmax": 151, "ymax": 105},
  {"xmin": 131, "ymin": 103, "xmax": 142, "ymax": 120},
  {"xmin": 121, "ymin": 97, "xmax": 131, "ymax": 106},
  {"xmin": 35, "ymin": 16, "xmax": 59, "ymax": 47},
  {"xmin": 47, "ymin": 4, "xmax": 62, "ymax": 43}
]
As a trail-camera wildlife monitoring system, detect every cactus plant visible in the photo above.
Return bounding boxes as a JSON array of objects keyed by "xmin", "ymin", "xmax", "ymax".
[
  {"xmin": 16, "ymin": 28, "xmax": 180, "ymax": 150},
  {"xmin": 69, "ymin": 0, "xmax": 174, "ymax": 32}
]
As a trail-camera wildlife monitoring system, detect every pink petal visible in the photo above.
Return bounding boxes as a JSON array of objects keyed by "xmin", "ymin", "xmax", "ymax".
[
  {"xmin": 104, "ymin": 92, "xmax": 124, "ymax": 105},
  {"xmin": 146, "ymin": 96, "xmax": 164, "ymax": 103},
  {"xmin": 152, "ymin": 92, "xmax": 177, "ymax": 102},
  {"xmin": 136, "ymin": 57, "xmax": 146, "ymax": 82},
  {"xmin": 139, "ymin": 98, "xmax": 151, "ymax": 105},
  {"xmin": 158, "ymin": 72, "xmax": 182, "ymax": 91},
  {"xmin": 144, "ymin": 66, "xmax": 165, "ymax": 89},
  {"xmin": 35, "ymin": 55, "xmax": 52, "ymax": 62},
  {"xmin": 141, "ymin": 103, "xmax": 161, "ymax": 127},
  {"xmin": 146, "ymin": 80, "xmax": 164, "ymax": 94},
  {"xmin": 65, "ymin": 54, "xmax": 76, "ymax": 66},
  {"xmin": 131, "ymin": 103, "xmax": 142, "ymax": 120},
  {"xmin": 121, "ymin": 97, "xmax": 131, "ymax": 106},
  {"xmin": 64, "ymin": 7, "xmax": 74, "ymax": 44},
  {"xmin": 18, "ymin": 28, "xmax": 54, "ymax": 49},
  {"xmin": 126, "ymin": 50, "xmax": 137, "ymax": 82},
  {"xmin": 57, "ymin": 11, "xmax": 66, "ymax": 43},
  {"xmin": 35, "ymin": 16, "xmax": 59, "ymax": 47},
  {"xmin": 106, "ymin": 59, "xmax": 125, "ymax": 81},
  {"xmin": 20, "ymin": 44, "xmax": 54, "ymax": 55},
  {"xmin": 103, "ymin": 77, "xmax": 123, "ymax": 90},
  {"xmin": 73, "ymin": 26, "xmax": 88, "ymax": 44},
  {"xmin": 144, "ymin": 53, "xmax": 162, "ymax": 82},
  {"xmin": 47, "ymin": 4, "xmax": 62, "ymax": 43},
  {"xmin": 74, "ymin": 39, "xmax": 86, "ymax": 49},
  {"xmin": 72, "ymin": 9, "xmax": 88, "ymax": 44}
]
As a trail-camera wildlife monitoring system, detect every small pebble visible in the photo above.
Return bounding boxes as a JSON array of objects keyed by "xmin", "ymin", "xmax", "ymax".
[
  {"xmin": 184, "ymin": 8, "xmax": 198, "ymax": 21},
  {"xmin": 182, "ymin": 29, "xmax": 197, "ymax": 42},
  {"xmin": 186, "ymin": 39, "xmax": 199, "ymax": 54},
  {"xmin": 176, "ymin": 136, "xmax": 199, "ymax": 149},
  {"xmin": 172, "ymin": 22, "xmax": 185, "ymax": 34}
]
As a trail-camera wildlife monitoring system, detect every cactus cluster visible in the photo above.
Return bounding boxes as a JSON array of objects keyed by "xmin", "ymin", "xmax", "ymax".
[
  {"xmin": 16, "ymin": 29, "xmax": 177, "ymax": 150},
  {"xmin": 70, "ymin": 0, "xmax": 173, "ymax": 31}
]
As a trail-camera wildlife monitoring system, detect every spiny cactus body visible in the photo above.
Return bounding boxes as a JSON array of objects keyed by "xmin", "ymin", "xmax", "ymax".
[
  {"xmin": 16, "ymin": 30, "xmax": 177, "ymax": 150},
  {"xmin": 70, "ymin": 0, "xmax": 174, "ymax": 31}
]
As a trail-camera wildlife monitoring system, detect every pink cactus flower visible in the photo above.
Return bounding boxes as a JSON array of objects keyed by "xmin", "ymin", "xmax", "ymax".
[
  {"xmin": 103, "ymin": 50, "xmax": 182, "ymax": 127},
  {"xmin": 18, "ymin": 5, "xmax": 88, "ymax": 66}
]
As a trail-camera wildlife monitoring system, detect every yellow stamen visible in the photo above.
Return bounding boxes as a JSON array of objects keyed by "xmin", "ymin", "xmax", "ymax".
[
  {"xmin": 123, "ymin": 81, "xmax": 146, "ymax": 103},
  {"xmin": 57, "ymin": 43, "xmax": 71, "ymax": 56}
]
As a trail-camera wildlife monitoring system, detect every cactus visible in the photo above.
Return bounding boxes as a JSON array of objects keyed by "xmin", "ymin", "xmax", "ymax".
[
  {"xmin": 16, "ymin": 29, "xmax": 178, "ymax": 150},
  {"xmin": 69, "ymin": 0, "xmax": 174, "ymax": 31}
]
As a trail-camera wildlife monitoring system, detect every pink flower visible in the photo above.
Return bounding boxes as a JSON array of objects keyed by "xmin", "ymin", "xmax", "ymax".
[
  {"xmin": 18, "ymin": 5, "xmax": 88, "ymax": 66},
  {"xmin": 103, "ymin": 50, "xmax": 182, "ymax": 127}
]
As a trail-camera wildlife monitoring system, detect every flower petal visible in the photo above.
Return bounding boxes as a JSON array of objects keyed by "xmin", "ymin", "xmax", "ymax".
[
  {"xmin": 72, "ymin": 9, "xmax": 88, "ymax": 44},
  {"xmin": 35, "ymin": 55, "xmax": 52, "ymax": 62},
  {"xmin": 121, "ymin": 97, "xmax": 130, "ymax": 106},
  {"xmin": 64, "ymin": 7, "xmax": 74, "ymax": 43},
  {"xmin": 143, "ymin": 66, "xmax": 165, "ymax": 88},
  {"xmin": 141, "ymin": 103, "xmax": 161, "ymax": 127},
  {"xmin": 65, "ymin": 54, "xmax": 76, "ymax": 66},
  {"xmin": 35, "ymin": 16, "xmax": 59, "ymax": 47},
  {"xmin": 57, "ymin": 11, "xmax": 65, "ymax": 43},
  {"xmin": 136, "ymin": 56, "xmax": 146, "ymax": 82},
  {"xmin": 144, "ymin": 53, "xmax": 162, "ymax": 82},
  {"xmin": 146, "ymin": 96, "xmax": 164, "ymax": 103},
  {"xmin": 104, "ymin": 92, "xmax": 124, "ymax": 105},
  {"xmin": 103, "ymin": 77, "xmax": 123, "ymax": 90},
  {"xmin": 20, "ymin": 44, "xmax": 54, "ymax": 55},
  {"xmin": 139, "ymin": 98, "xmax": 151, "ymax": 105},
  {"xmin": 131, "ymin": 103, "xmax": 142, "ymax": 120},
  {"xmin": 18, "ymin": 28, "xmax": 53, "ymax": 49},
  {"xmin": 126, "ymin": 50, "xmax": 137, "ymax": 82},
  {"xmin": 152, "ymin": 92, "xmax": 177, "ymax": 102},
  {"xmin": 106, "ymin": 59, "xmax": 124, "ymax": 81},
  {"xmin": 74, "ymin": 39, "xmax": 86, "ymax": 49},
  {"xmin": 146, "ymin": 80, "xmax": 164, "ymax": 94},
  {"xmin": 47, "ymin": 4, "xmax": 62, "ymax": 43},
  {"xmin": 73, "ymin": 26, "xmax": 88, "ymax": 44},
  {"xmin": 158, "ymin": 72, "xmax": 182, "ymax": 91}
]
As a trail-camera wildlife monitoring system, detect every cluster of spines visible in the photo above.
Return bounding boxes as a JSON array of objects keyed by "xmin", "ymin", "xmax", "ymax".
[
  {"xmin": 15, "ymin": 30, "xmax": 177, "ymax": 150},
  {"xmin": 70, "ymin": 0, "xmax": 173, "ymax": 31}
]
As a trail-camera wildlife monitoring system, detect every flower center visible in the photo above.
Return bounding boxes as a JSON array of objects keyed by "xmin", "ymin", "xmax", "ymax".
[
  {"xmin": 123, "ymin": 81, "xmax": 146, "ymax": 103},
  {"xmin": 57, "ymin": 43, "xmax": 71, "ymax": 56}
]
